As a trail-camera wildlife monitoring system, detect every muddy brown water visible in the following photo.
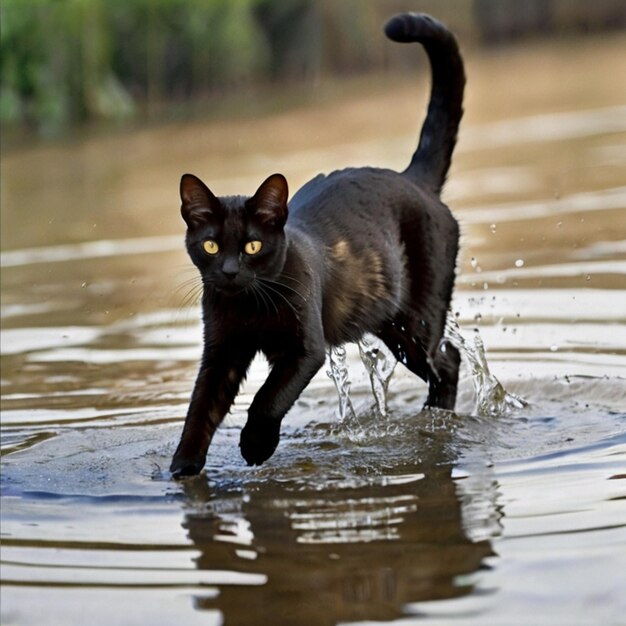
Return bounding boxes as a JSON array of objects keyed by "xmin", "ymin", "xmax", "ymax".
[{"xmin": 1, "ymin": 37, "xmax": 626, "ymax": 626}]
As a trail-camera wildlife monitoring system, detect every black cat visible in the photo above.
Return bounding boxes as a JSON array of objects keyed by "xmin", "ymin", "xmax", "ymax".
[{"xmin": 170, "ymin": 13, "xmax": 465, "ymax": 477}]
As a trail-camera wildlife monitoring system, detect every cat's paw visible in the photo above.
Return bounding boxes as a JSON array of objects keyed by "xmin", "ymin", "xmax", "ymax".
[
  {"xmin": 169, "ymin": 451, "xmax": 206, "ymax": 479},
  {"xmin": 239, "ymin": 418, "xmax": 281, "ymax": 466}
]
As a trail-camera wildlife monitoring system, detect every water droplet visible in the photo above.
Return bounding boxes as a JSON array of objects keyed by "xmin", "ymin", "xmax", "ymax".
[
  {"xmin": 585, "ymin": 274, "xmax": 591, "ymax": 281},
  {"xmin": 515, "ymin": 259, "xmax": 525, "ymax": 268},
  {"xmin": 470, "ymin": 256, "xmax": 482, "ymax": 273},
  {"xmin": 474, "ymin": 313, "xmax": 482, "ymax": 323},
  {"xmin": 550, "ymin": 344, "xmax": 558, "ymax": 352},
  {"xmin": 489, "ymin": 223, "xmax": 497, "ymax": 234},
  {"xmin": 81, "ymin": 282, "xmax": 88, "ymax": 288}
]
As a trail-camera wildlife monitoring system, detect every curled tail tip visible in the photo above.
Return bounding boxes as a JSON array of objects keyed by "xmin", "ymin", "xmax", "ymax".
[
  {"xmin": 384, "ymin": 13, "xmax": 447, "ymax": 43},
  {"xmin": 383, "ymin": 12, "xmax": 465, "ymax": 193}
]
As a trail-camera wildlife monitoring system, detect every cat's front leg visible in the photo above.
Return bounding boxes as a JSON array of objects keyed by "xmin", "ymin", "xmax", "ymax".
[
  {"xmin": 171, "ymin": 345, "xmax": 254, "ymax": 478},
  {"xmin": 240, "ymin": 344, "xmax": 326, "ymax": 466}
]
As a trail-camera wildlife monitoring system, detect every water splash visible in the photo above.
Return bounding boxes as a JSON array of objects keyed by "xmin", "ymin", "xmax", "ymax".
[
  {"xmin": 357, "ymin": 333, "xmax": 397, "ymax": 418},
  {"xmin": 326, "ymin": 344, "xmax": 356, "ymax": 424},
  {"xmin": 445, "ymin": 318, "xmax": 527, "ymax": 416},
  {"xmin": 327, "ymin": 335, "xmax": 397, "ymax": 442},
  {"xmin": 328, "ymin": 321, "xmax": 525, "ymax": 426}
]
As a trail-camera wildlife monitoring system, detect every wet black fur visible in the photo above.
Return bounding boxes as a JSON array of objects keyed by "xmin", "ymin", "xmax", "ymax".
[{"xmin": 170, "ymin": 13, "xmax": 466, "ymax": 477}]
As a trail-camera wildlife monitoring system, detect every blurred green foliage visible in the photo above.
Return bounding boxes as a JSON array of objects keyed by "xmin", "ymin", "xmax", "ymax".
[
  {"xmin": 2, "ymin": 0, "xmax": 131, "ymax": 134},
  {"xmin": 1, "ymin": 0, "xmax": 624, "ymax": 136},
  {"xmin": 1, "ymin": 0, "xmax": 279, "ymax": 134},
  {"xmin": 2, "ymin": 0, "xmax": 370, "ymax": 135}
]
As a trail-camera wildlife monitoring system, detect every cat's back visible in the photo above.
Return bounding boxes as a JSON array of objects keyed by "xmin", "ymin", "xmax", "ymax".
[
  {"xmin": 290, "ymin": 167, "xmax": 415, "ymax": 218},
  {"xmin": 288, "ymin": 166, "xmax": 448, "ymax": 242}
]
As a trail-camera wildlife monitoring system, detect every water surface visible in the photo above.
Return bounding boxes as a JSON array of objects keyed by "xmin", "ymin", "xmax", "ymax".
[{"xmin": 2, "ymin": 37, "xmax": 626, "ymax": 626}]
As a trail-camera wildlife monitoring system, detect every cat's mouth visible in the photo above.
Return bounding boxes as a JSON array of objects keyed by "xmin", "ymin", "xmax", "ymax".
[{"xmin": 213, "ymin": 282, "xmax": 248, "ymax": 296}]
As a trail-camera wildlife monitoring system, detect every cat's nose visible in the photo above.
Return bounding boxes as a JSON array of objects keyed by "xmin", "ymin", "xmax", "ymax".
[{"xmin": 221, "ymin": 257, "xmax": 240, "ymax": 280}]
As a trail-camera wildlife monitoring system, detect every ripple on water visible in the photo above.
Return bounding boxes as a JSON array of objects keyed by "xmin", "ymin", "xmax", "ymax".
[{"xmin": 2, "ymin": 80, "xmax": 626, "ymax": 624}]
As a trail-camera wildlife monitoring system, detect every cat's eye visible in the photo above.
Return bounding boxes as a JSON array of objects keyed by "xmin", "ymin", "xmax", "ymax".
[
  {"xmin": 244, "ymin": 240, "xmax": 263, "ymax": 255},
  {"xmin": 203, "ymin": 240, "xmax": 219, "ymax": 255}
]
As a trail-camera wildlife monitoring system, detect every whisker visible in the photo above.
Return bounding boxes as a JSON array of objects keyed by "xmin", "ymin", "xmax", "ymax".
[
  {"xmin": 254, "ymin": 282, "xmax": 279, "ymax": 317},
  {"xmin": 167, "ymin": 274, "xmax": 202, "ymax": 314},
  {"xmin": 179, "ymin": 284, "xmax": 203, "ymax": 309},
  {"xmin": 274, "ymin": 272, "xmax": 308, "ymax": 292},
  {"xmin": 258, "ymin": 280, "xmax": 300, "ymax": 318},
  {"xmin": 247, "ymin": 283, "xmax": 265, "ymax": 315},
  {"xmin": 171, "ymin": 282, "xmax": 204, "ymax": 324},
  {"xmin": 172, "ymin": 276, "xmax": 202, "ymax": 296},
  {"xmin": 260, "ymin": 276, "xmax": 308, "ymax": 302}
]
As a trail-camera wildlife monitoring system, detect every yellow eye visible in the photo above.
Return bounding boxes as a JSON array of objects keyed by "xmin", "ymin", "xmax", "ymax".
[
  {"xmin": 203, "ymin": 240, "xmax": 219, "ymax": 255},
  {"xmin": 244, "ymin": 240, "xmax": 263, "ymax": 255}
]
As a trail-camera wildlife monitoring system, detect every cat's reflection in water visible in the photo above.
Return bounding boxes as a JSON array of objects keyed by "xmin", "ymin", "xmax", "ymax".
[{"xmin": 179, "ymin": 428, "xmax": 496, "ymax": 626}]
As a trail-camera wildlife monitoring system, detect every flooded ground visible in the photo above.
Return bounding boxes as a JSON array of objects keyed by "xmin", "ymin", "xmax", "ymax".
[{"xmin": 2, "ymin": 35, "xmax": 626, "ymax": 626}]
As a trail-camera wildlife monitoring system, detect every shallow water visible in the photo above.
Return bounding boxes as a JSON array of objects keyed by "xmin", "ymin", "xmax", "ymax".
[{"xmin": 2, "ymin": 38, "xmax": 626, "ymax": 626}]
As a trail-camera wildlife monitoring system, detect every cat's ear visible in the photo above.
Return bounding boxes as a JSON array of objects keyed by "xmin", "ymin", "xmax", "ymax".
[
  {"xmin": 247, "ymin": 173, "xmax": 288, "ymax": 227},
  {"xmin": 180, "ymin": 174, "xmax": 221, "ymax": 228}
]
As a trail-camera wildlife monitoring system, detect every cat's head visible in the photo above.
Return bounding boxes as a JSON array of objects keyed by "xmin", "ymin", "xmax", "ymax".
[{"xmin": 180, "ymin": 173, "xmax": 289, "ymax": 295}]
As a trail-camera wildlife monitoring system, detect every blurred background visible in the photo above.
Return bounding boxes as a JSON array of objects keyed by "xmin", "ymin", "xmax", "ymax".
[{"xmin": 2, "ymin": 0, "xmax": 625, "ymax": 140}]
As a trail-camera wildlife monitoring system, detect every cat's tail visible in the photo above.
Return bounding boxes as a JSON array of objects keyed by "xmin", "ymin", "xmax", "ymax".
[{"xmin": 385, "ymin": 13, "xmax": 465, "ymax": 194}]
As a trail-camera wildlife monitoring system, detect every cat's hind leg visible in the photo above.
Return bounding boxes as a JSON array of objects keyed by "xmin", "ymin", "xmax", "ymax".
[
  {"xmin": 424, "ymin": 337, "xmax": 460, "ymax": 410},
  {"xmin": 381, "ymin": 203, "xmax": 460, "ymax": 410},
  {"xmin": 378, "ymin": 315, "xmax": 459, "ymax": 411}
]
